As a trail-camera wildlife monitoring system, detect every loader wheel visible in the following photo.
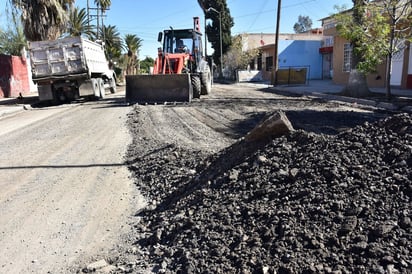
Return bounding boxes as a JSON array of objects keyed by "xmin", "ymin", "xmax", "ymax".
[
  {"xmin": 201, "ymin": 66, "xmax": 212, "ymax": 95},
  {"xmin": 191, "ymin": 75, "xmax": 201, "ymax": 99}
]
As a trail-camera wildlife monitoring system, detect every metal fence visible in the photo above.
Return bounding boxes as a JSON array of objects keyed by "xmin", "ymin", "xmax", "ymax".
[{"xmin": 276, "ymin": 66, "xmax": 309, "ymax": 85}]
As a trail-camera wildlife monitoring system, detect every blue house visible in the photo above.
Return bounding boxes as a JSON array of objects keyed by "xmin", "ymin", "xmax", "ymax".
[{"xmin": 258, "ymin": 39, "xmax": 323, "ymax": 84}]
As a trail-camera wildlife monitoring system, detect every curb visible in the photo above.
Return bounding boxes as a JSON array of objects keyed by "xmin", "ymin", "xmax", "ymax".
[
  {"xmin": 0, "ymin": 105, "xmax": 26, "ymax": 118},
  {"xmin": 271, "ymin": 87, "xmax": 411, "ymax": 113}
]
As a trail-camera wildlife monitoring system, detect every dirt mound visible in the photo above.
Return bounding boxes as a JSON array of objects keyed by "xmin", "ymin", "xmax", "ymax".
[{"xmin": 125, "ymin": 113, "xmax": 411, "ymax": 273}]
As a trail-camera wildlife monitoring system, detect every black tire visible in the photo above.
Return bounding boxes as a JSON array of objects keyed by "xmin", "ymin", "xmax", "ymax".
[
  {"xmin": 98, "ymin": 78, "xmax": 105, "ymax": 99},
  {"xmin": 51, "ymin": 87, "xmax": 61, "ymax": 105},
  {"xmin": 109, "ymin": 77, "xmax": 116, "ymax": 94},
  {"xmin": 201, "ymin": 65, "xmax": 212, "ymax": 95},
  {"xmin": 91, "ymin": 78, "xmax": 100, "ymax": 100},
  {"xmin": 191, "ymin": 75, "xmax": 201, "ymax": 99}
]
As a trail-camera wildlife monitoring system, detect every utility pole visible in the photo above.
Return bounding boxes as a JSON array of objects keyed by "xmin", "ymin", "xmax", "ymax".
[
  {"xmin": 87, "ymin": 0, "xmax": 90, "ymax": 29},
  {"xmin": 273, "ymin": 0, "xmax": 281, "ymax": 86},
  {"xmin": 207, "ymin": 7, "xmax": 223, "ymax": 78},
  {"xmin": 86, "ymin": 1, "xmax": 108, "ymax": 40}
]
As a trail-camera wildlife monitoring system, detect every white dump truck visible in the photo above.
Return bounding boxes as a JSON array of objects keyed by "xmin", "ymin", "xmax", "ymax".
[{"xmin": 28, "ymin": 36, "xmax": 117, "ymax": 103}]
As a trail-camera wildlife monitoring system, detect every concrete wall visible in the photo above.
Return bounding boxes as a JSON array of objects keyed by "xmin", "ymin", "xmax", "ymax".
[
  {"xmin": 241, "ymin": 32, "xmax": 323, "ymax": 51},
  {"xmin": 260, "ymin": 40, "xmax": 323, "ymax": 82},
  {"xmin": 278, "ymin": 40, "xmax": 323, "ymax": 80},
  {"xmin": 332, "ymin": 37, "xmax": 386, "ymax": 88},
  {"xmin": 0, "ymin": 54, "xmax": 31, "ymax": 98}
]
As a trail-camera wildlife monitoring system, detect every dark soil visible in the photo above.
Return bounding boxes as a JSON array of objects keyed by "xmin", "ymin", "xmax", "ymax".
[{"xmin": 112, "ymin": 85, "xmax": 411, "ymax": 273}]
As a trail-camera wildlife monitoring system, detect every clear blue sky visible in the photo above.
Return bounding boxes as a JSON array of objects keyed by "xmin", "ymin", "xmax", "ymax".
[{"xmin": 1, "ymin": 0, "xmax": 353, "ymax": 58}]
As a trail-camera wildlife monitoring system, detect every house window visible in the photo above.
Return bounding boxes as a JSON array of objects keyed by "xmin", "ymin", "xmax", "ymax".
[
  {"xmin": 257, "ymin": 54, "xmax": 262, "ymax": 70},
  {"xmin": 266, "ymin": 56, "xmax": 273, "ymax": 71},
  {"xmin": 343, "ymin": 43, "xmax": 352, "ymax": 72}
]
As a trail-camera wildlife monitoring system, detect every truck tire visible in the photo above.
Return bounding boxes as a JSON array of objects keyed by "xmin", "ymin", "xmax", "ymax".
[
  {"xmin": 191, "ymin": 75, "xmax": 201, "ymax": 99},
  {"xmin": 51, "ymin": 87, "xmax": 62, "ymax": 105},
  {"xmin": 109, "ymin": 78, "xmax": 117, "ymax": 94},
  {"xmin": 98, "ymin": 78, "xmax": 105, "ymax": 99},
  {"xmin": 91, "ymin": 78, "xmax": 100, "ymax": 99},
  {"xmin": 201, "ymin": 65, "xmax": 212, "ymax": 95}
]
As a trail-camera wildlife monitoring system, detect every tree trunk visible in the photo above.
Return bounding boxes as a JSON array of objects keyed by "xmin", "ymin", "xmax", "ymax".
[
  {"xmin": 385, "ymin": 4, "xmax": 396, "ymax": 100},
  {"xmin": 341, "ymin": 1, "xmax": 371, "ymax": 98},
  {"xmin": 341, "ymin": 69, "xmax": 371, "ymax": 98}
]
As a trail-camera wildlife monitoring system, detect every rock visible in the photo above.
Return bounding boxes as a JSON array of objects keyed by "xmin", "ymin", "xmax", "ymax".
[
  {"xmin": 124, "ymin": 113, "xmax": 412, "ymax": 273},
  {"xmin": 245, "ymin": 111, "xmax": 294, "ymax": 142},
  {"xmin": 86, "ymin": 259, "xmax": 108, "ymax": 271}
]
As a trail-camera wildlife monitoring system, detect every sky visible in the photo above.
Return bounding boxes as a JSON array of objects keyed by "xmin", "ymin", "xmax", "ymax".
[{"xmin": 1, "ymin": 0, "xmax": 354, "ymax": 58}]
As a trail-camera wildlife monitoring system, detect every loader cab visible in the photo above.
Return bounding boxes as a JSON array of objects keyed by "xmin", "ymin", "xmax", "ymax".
[{"xmin": 162, "ymin": 29, "xmax": 203, "ymax": 61}]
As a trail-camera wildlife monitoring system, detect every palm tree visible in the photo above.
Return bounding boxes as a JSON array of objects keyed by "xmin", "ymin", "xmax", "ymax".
[
  {"xmin": 95, "ymin": 0, "xmax": 111, "ymax": 10},
  {"xmin": 66, "ymin": 6, "xmax": 95, "ymax": 38},
  {"xmin": 101, "ymin": 24, "xmax": 122, "ymax": 61},
  {"xmin": 0, "ymin": 25, "xmax": 26, "ymax": 55},
  {"xmin": 124, "ymin": 34, "xmax": 143, "ymax": 75},
  {"xmin": 10, "ymin": 0, "xmax": 75, "ymax": 41},
  {"xmin": 0, "ymin": 3, "xmax": 26, "ymax": 55}
]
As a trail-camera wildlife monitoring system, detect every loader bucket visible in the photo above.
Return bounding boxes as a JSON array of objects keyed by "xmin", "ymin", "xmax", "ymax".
[{"xmin": 125, "ymin": 74, "xmax": 193, "ymax": 104}]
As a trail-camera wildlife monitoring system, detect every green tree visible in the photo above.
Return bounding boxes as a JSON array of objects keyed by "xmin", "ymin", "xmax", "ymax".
[
  {"xmin": 381, "ymin": 0, "xmax": 412, "ymax": 97},
  {"xmin": 224, "ymin": 34, "xmax": 260, "ymax": 79},
  {"xmin": 139, "ymin": 56, "xmax": 155, "ymax": 74},
  {"xmin": 0, "ymin": 5, "xmax": 26, "ymax": 55},
  {"xmin": 124, "ymin": 34, "xmax": 143, "ymax": 75},
  {"xmin": 335, "ymin": 0, "xmax": 412, "ymax": 98},
  {"xmin": 101, "ymin": 24, "xmax": 122, "ymax": 61},
  {"xmin": 198, "ymin": 0, "xmax": 234, "ymax": 67},
  {"xmin": 0, "ymin": 25, "xmax": 26, "ymax": 55},
  {"xmin": 66, "ymin": 6, "xmax": 95, "ymax": 38},
  {"xmin": 293, "ymin": 15, "xmax": 313, "ymax": 33},
  {"xmin": 9, "ymin": 0, "xmax": 74, "ymax": 41}
]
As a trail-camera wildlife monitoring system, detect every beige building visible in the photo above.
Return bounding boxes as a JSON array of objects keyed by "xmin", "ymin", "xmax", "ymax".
[{"xmin": 321, "ymin": 10, "xmax": 412, "ymax": 89}]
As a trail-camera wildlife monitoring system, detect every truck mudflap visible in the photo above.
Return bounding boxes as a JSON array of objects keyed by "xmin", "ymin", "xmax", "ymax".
[{"xmin": 126, "ymin": 74, "xmax": 193, "ymax": 104}]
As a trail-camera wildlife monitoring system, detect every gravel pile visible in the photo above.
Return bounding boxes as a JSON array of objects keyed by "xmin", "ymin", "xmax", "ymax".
[{"xmin": 125, "ymin": 113, "xmax": 411, "ymax": 273}]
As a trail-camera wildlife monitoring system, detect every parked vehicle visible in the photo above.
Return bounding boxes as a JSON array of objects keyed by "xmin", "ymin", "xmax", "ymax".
[
  {"xmin": 28, "ymin": 36, "xmax": 116, "ymax": 103},
  {"xmin": 126, "ymin": 17, "xmax": 212, "ymax": 103}
]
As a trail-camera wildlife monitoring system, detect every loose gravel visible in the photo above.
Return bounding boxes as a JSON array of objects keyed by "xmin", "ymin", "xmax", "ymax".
[{"xmin": 123, "ymin": 110, "xmax": 411, "ymax": 273}]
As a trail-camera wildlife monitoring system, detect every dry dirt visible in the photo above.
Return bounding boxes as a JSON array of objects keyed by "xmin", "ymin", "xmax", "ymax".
[{"xmin": 0, "ymin": 91, "xmax": 146, "ymax": 273}]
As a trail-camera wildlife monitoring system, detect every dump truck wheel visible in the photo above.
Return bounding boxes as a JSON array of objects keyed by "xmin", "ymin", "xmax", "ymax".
[
  {"xmin": 91, "ymin": 78, "xmax": 100, "ymax": 99},
  {"xmin": 98, "ymin": 78, "xmax": 105, "ymax": 99},
  {"xmin": 51, "ymin": 87, "xmax": 62, "ymax": 105},
  {"xmin": 201, "ymin": 66, "xmax": 212, "ymax": 95},
  {"xmin": 109, "ymin": 78, "xmax": 116, "ymax": 94},
  {"xmin": 191, "ymin": 75, "xmax": 201, "ymax": 99}
]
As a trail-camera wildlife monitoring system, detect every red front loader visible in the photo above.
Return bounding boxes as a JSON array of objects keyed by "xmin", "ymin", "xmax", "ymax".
[{"xmin": 126, "ymin": 17, "xmax": 212, "ymax": 103}]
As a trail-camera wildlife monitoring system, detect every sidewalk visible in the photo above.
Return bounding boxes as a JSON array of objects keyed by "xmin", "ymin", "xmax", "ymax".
[
  {"xmin": 0, "ymin": 92, "xmax": 38, "ymax": 118},
  {"xmin": 274, "ymin": 79, "xmax": 412, "ymax": 98},
  {"xmin": 239, "ymin": 79, "xmax": 412, "ymax": 113}
]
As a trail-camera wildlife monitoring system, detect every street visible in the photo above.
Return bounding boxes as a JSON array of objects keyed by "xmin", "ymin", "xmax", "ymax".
[
  {"xmin": 0, "ymin": 90, "xmax": 146, "ymax": 273},
  {"xmin": 0, "ymin": 83, "xmax": 409, "ymax": 273}
]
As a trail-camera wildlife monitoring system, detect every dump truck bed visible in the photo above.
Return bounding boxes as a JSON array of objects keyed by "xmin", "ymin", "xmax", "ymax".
[{"xmin": 29, "ymin": 36, "xmax": 109, "ymax": 82}]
